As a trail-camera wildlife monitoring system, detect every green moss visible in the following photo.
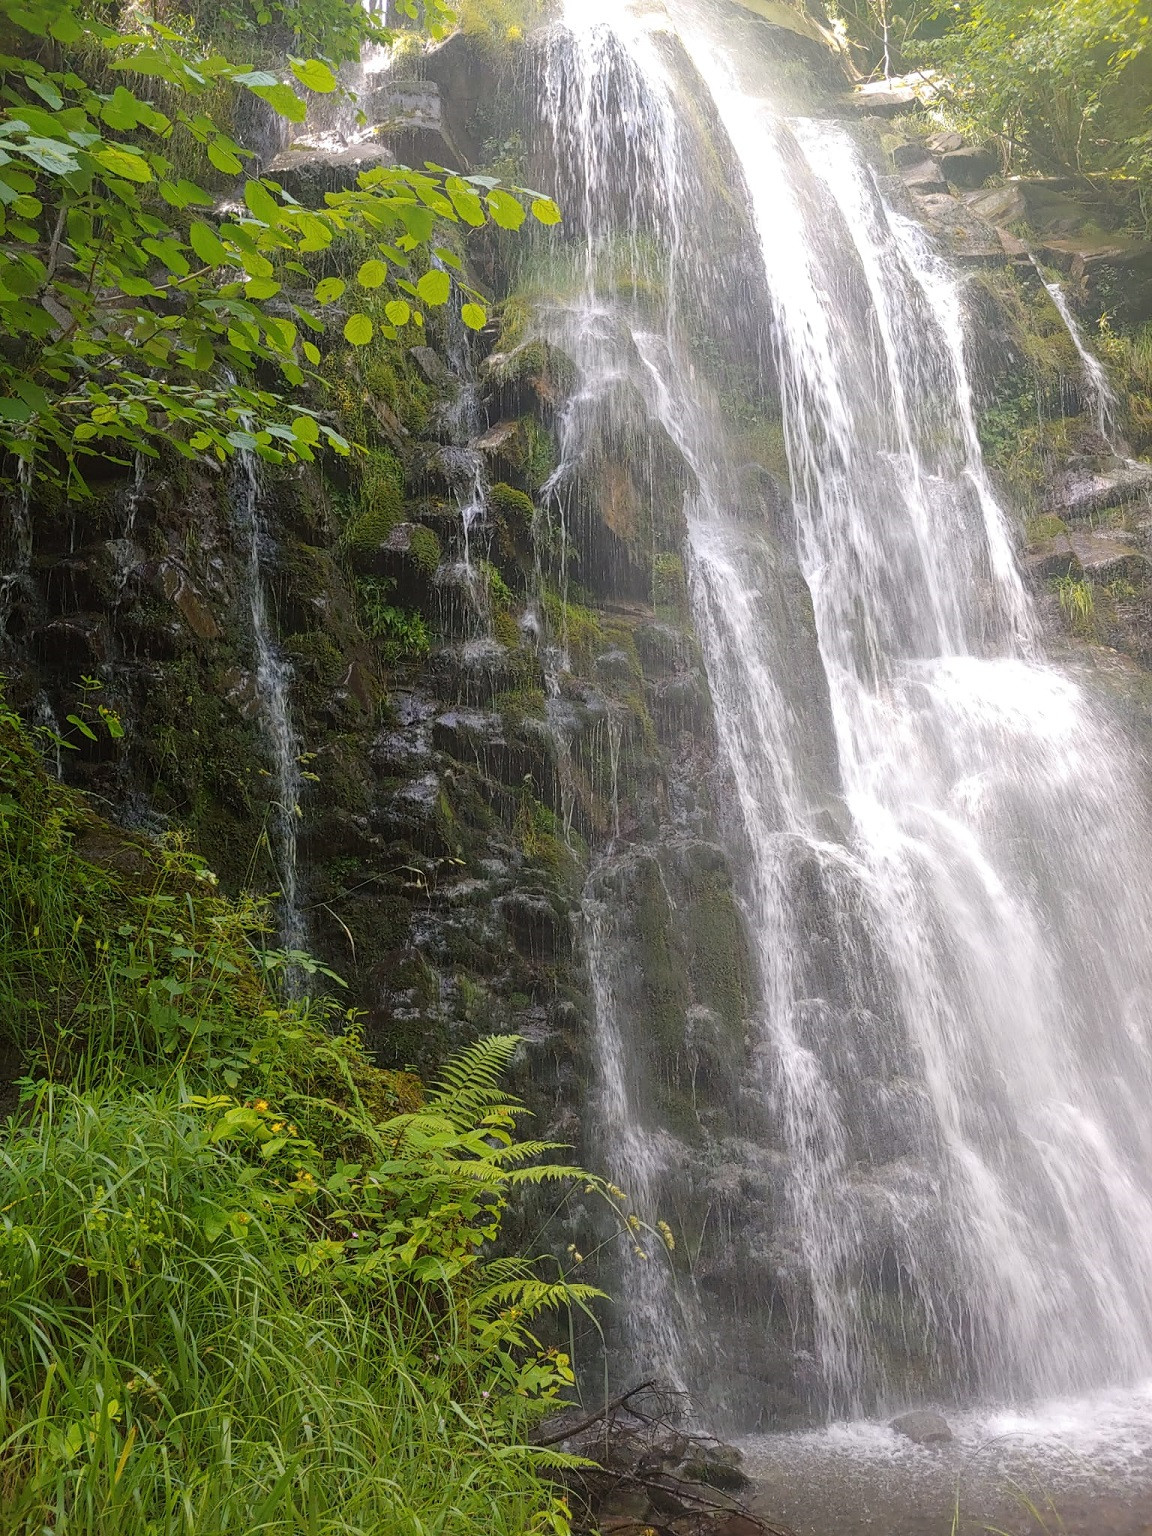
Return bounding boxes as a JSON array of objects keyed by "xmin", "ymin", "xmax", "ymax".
[
  {"xmin": 492, "ymin": 607, "xmax": 521, "ymax": 649},
  {"xmin": 408, "ymin": 526, "xmax": 442, "ymax": 577},
  {"xmin": 342, "ymin": 448, "xmax": 406, "ymax": 554},
  {"xmin": 541, "ymin": 589, "xmax": 602, "ymax": 667},
  {"xmin": 652, "ymin": 552, "xmax": 687, "ymax": 610},
  {"xmin": 1026, "ymin": 513, "xmax": 1068, "ymax": 543},
  {"xmin": 490, "ymin": 481, "xmax": 535, "ymax": 528},
  {"xmin": 515, "ymin": 795, "xmax": 575, "ymax": 882}
]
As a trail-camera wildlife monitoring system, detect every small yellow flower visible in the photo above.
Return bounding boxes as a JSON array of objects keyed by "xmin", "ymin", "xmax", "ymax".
[{"xmin": 253, "ymin": 1099, "xmax": 269, "ymax": 1113}]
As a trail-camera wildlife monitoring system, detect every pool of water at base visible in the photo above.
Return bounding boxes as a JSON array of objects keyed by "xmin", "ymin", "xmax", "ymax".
[{"xmin": 743, "ymin": 1383, "xmax": 1152, "ymax": 1535}]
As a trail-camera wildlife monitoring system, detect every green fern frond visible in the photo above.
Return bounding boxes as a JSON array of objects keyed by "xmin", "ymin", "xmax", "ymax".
[
  {"xmin": 487, "ymin": 1139, "xmax": 570, "ymax": 1166},
  {"xmin": 472, "ymin": 1279, "xmax": 608, "ymax": 1318},
  {"xmin": 426, "ymin": 1034, "xmax": 528, "ymax": 1131}
]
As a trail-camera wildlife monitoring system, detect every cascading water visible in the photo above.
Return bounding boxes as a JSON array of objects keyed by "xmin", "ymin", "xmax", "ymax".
[
  {"xmin": 231, "ymin": 447, "xmax": 307, "ymax": 959},
  {"xmin": 1028, "ymin": 253, "xmax": 1126, "ymax": 454},
  {"xmin": 538, "ymin": 0, "xmax": 1152, "ymax": 1423}
]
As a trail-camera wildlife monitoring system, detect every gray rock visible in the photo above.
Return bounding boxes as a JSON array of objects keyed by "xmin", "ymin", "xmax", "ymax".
[
  {"xmin": 890, "ymin": 1409, "xmax": 953, "ymax": 1445},
  {"xmin": 941, "ymin": 146, "xmax": 997, "ymax": 188}
]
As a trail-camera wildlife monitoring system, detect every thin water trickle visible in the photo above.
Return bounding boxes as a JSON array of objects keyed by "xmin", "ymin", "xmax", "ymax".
[
  {"xmin": 539, "ymin": 0, "xmax": 1152, "ymax": 1424},
  {"xmin": 1028, "ymin": 253, "xmax": 1126, "ymax": 454},
  {"xmin": 231, "ymin": 447, "xmax": 307, "ymax": 961}
]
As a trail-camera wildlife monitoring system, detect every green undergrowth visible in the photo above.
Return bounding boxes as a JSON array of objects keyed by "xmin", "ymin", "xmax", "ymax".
[{"xmin": 0, "ymin": 694, "xmax": 611, "ymax": 1536}]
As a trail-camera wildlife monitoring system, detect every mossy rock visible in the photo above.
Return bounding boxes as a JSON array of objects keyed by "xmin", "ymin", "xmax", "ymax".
[
  {"xmin": 1026, "ymin": 513, "xmax": 1069, "ymax": 545},
  {"xmin": 653, "ymin": 551, "xmax": 688, "ymax": 610}
]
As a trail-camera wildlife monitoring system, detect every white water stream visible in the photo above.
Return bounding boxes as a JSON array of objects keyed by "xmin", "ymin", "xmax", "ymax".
[
  {"xmin": 540, "ymin": 0, "xmax": 1152, "ymax": 1425},
  {"xmin": 231, "ymin": 449, "xmax": 307, "ymax": 959}
]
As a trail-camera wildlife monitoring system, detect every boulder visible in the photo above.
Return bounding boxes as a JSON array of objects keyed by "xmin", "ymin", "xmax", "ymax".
[
  {"xmin": 892, "ymin": 143, "xmax": 947, "ymax": 195},
  {"xmin": 964, "ymin": 183, "xmax": 1028, "ymax": 228},
  {"xmin": 1046, "ymin": 461, "xmax": 1152, "ymax": 521},
  {"xmin": 890, "ymin": 1409, "xmax": 953, "ymax": 1445},
  {"xmin": 361, "ymin": 78, "xmax": 467, "ymax": 170},
  {"xmin": 941, "ymin": 146, "xmax": 997, "ymax": 188},
  {"xmin": 265, "ymin": 138, "xmax": 396, "ymax": 205},
  {"xmin": 908, "ymin": 193, "xmax": 1006, "ymax": 264}
]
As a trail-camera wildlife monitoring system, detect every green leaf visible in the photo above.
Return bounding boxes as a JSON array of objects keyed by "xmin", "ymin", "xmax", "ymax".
[
  {"xmin": 24, "ymin": 75, "xmax": 63, "ymax": 110},
  {"xmin": 302, "ymin": 340, "xmax": 321, "ymax": 365},
  {"xmin": 250, "ymin": 82, "xmax": 308, "ymax": 124},
  {"xmin": 244, "ymin": 178, "xmax": 281, "ymax": 225},
  {"xmin": 207, "ymin": 140, "xmax": 243, "ymax": 175},
  {"xmin": 291, "ymin": 58, "xmax": 337, "ymax": 93},
  {"xmin": 66, "ymin": 714, "xmax": 98, "ymax": 742},
  {"xmin": 416, "ymin": 268, "xmax": 451, "ymax": 306},
  {"xmin": 357, "ymin": 258, "xmax": 387, "ymax": 289},
  {"xmin": 485, "ymin": 189, "xmax": 525, "ymax": 230},
  {"xmin": 292, "ymin": 415, "xmax": 320, "ymax": 444},
  {"xmin": 93, "ymin": 145, "xmax": 153, "ymax": 183},
  {"xmin": 0, "ymin": 397, "xmax": 31, "ymax": 421},
  {"xmin": 189, "ymin": 220, "xmax": 228, "ymax": 267},
  {"xmin": 343, "ymin": 313, "xmax": 373, "ymax": 346},
  {"xmin": 460, "ymin": 302, "xmax": 486, "ymax": 331},
  {"xmin": 531, "ymin": 197, "xmax": 562, "ymax": 225},
  {"xmin": 385, "ymin": 299, "xmax": 411, "ymax": 326},
  {"xmin": 314, "ymin": 276, "xmax": 345, "ymax": 304},
  {"xmin": 245, "ymin": 276, "xmax": 280, "ymax": 299}
]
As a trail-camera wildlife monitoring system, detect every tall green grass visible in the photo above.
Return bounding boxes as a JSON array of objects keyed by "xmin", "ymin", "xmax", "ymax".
[{"xmin": 0, "ymin": 697, "xmax": 605, "ymax": 1535}]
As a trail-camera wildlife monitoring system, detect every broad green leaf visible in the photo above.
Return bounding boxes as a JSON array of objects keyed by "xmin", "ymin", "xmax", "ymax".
[
  {"xmin": 93, "ymin": 145, "xmax": 153, "ymax": 183},
  {"xmin": 343, "ymin": 312, "xmax": 373, "ymax": 346},
  {"xmin": 460, "ymin": 302, "xmax": 486, "ymax": 331},
  {"xmin": 314, "ymin": 276, "xmax": 345, "ymax": 304},
  {"xmin": 291, "ymin": 58, "xmax": 337, "ymax": 93},
  {"xmin": 250, "ymin": 82, "xmax": 308, "ymax": 123},
  {"xmin": 531, "ymin": 197, "xmax": 562, "ymax": 225},
  {"xmin": 207, "ymin": 140, "xmax": 243, "ymax": 175},
  {"xmin": 385, "ymin": 299, "xmax": 411, "ymax": 326},
  {"xmin": 189, "ymin": 220, "xmax": 228, "ymax": 266},
  {"xmin": 292, "ymin": 415, "xmax": 320, "ymax": 444},
  {"xmin": 0, "ymin": 397, "xmax": 31, "ymax": 421},
  {"xmin": 245, "ymin": 276, "xmax": 280, "ymax": 299},
  {"xmin": 302, "ymin": 340, "xmax": 321, "ymax": 364},
  {"xmin": 416, "ymin": 268, "xmax": 451, "ymax": 306},
  {"xmin": 485, "ymin": 189, "xmax": 525, "ymax": 230},
  {"xmin": 357, "ymin": 258, "xmax": 387, "ymax": 289},
  {"xmin": 244, "ymin": 178, "xmax": 281, "ymax": 225}
]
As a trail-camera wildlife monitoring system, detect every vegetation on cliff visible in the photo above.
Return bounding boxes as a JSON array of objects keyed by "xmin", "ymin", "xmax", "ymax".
[
  {"xmin": 0, "ymin": 690, "xmax": 617, "ymax": 1533},
  {"xmin": 840, "ymin": 0, "xmax": 1152, "ymax": 190}
]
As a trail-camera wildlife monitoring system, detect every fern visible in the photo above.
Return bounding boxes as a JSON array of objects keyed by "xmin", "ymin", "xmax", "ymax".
[{"xmin": 425, "ymin": 1033, "xmax": 526, "ymax": 1131}]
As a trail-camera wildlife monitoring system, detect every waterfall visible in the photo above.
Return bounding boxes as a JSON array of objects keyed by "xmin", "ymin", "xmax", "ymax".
[
  {"xmin": 231, "ymin": 447, "xmax": 307, "ymax": 959},
  {"xmin": 1028, "ymin": 253, "xmax": 1126, "ymax": 454},
  {"xmin": 539, "ymin": 0, "xmax": 1152, "ymax": 1421}
]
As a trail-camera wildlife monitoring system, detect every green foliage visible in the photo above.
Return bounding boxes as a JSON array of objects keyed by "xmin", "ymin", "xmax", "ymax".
[
  {"xmin": 0, "ymin": 693, "xmax": 624, "ymax": 1535},
  {"xmin": 1052, "ymin": 572, "xmax": 1097, "ymax": 632},
  {"xmin": 0, "ymin": 0, "xmax": 560, "ymax": 491},
  {"xmin": 356, "ymin": 576, "xmax": 431, "ymax": 661},
  {"xmin": 855, "ymin": 0, "xmax": 1152, "ymax": 184}
]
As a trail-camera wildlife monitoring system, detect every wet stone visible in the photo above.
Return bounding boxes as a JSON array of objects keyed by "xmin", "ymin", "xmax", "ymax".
[{"xmin": 889, "ymin": 1409, "xmax": 953, "ymax": 1445}]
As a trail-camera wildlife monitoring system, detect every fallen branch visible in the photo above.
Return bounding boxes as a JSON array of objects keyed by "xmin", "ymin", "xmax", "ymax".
[{"xmin": 534, "ymin": 1380, "xmax": 660, "ymax": 1448}]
